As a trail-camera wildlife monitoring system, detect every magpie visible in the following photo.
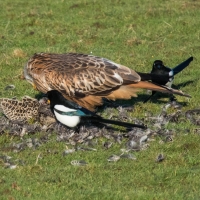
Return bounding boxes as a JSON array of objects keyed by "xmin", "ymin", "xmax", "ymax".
[
  {"xmin": 46, "ymin": 90, "xmax": 146, "ymax": 131},
  {"xmin": 142, "ymin": 56, "xmax": 193, "ymax": 103}
]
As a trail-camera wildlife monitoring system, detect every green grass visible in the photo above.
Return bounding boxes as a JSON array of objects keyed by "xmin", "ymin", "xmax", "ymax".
[{"xmin": 0, "ymin": 0, "xmax": 200, "ymax": 199}]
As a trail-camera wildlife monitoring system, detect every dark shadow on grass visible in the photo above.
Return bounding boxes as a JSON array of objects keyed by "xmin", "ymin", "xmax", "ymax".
[
  {"xmin": 141, "ymin": 80, "xmax": 195, "ymax": 105},
  {"xmin": 101, "ymin": 89, "xmax": 190, "ymax": 109},
  {"xmin": 173, "ymin": 80, "xmax": 196, "ymax": 89}
]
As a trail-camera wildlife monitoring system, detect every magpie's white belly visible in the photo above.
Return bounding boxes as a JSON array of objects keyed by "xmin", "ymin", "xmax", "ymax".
[
  {"xmin": 166, "ymin": 79, "xmax": 173, "ymax": 87},
  {"xmin": 166, "ymin": 70, "xmax": 174, "ymax": 87},
  {"xmin": 54, "ymin": 105, "xmax": 80, "ymax": 128}
]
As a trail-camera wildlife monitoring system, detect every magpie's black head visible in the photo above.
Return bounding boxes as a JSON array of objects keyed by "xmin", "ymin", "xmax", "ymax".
[
  {"xmin": 151, "ymin": 60, "xmax": 172, "ymax": 85},
  {"xmin": 152, "ymin": 60, "xmax": 171, "ymax": 76},
  {"xmin": 152, "ymin": 60, "xmax": 164, "ymax": 70},
  {"xmin": 46, "ymin": 90, "xmax": 65, "ymax": 108}
]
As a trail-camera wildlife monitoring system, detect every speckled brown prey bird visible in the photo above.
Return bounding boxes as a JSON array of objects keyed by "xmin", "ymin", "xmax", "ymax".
[
  {"xmin": 24, "ymin": 53, "xmax": 190, "ymax": 111},
  {"xmin": 0, "ymin": 96, "xmax": 40, "ymax": 121}
]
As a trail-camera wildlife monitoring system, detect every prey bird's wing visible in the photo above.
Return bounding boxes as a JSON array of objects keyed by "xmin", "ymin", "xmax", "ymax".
[
  {"xmin": 172, "ymin": 57, "xmax": 193, "ymax": 76},
  {"xmin": 0, "ymin": 96, "xmax": 40, "ymax": 121}
]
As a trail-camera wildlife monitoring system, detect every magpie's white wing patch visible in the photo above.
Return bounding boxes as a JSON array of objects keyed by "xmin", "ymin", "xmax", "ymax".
[
  {"xmin": 54, "ymin": 104, "xmax": 76, "ymax": 112},
  {"xmin": 169, "ymin": 70, "xmax": 174, "ymax": 77},
  {"xmin": 53, "ymin": 104, "xmax": 80, "ymax": 128}
]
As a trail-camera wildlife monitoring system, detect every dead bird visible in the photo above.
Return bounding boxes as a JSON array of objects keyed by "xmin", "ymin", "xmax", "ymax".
[
  {"xmin": 0, "ymin": 96, "xmax": 40, "ymax": 121},
  {"xmin": 0, "ymin": 95, "xmax": 56, "ymax": 129}
]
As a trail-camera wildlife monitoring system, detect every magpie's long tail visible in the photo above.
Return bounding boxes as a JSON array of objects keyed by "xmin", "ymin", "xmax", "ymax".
[
  {"xmin": 173, "ymin": 56, "xmax": 193, "ymax": 76},
  {"xmin": 90, "ymin": 117, "xmax": 146, "ymax": 129}
]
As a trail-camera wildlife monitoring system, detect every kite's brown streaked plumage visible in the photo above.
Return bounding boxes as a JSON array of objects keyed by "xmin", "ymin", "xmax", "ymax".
[{"xmin": 24, "ymin": 53, "xmax": 190, "ymax": 111}]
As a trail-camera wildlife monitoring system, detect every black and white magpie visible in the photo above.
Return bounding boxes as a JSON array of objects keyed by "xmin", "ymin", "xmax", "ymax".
[
  {"xmin": 142, "ymin": 56, "xmax": 193, "ymax": 103},
  {"xmin": 46, "ymin": 90, "xmax": 146, "ymax": 130}
]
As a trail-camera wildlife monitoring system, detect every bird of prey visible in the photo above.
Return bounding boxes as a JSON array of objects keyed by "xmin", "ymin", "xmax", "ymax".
[
  {"xmin": 46, "ymin": 90, "xmax": 146, "ymax": 130},
  {"xmin": 143, "ymin": 56, "xmax": 193, "ymax": 103},
  {"xmin": 24, "ymin": 53, "xmax": 191, "ymax": 111}
]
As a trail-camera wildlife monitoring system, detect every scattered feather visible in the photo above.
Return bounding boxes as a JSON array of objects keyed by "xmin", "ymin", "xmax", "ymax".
[
  {"xmin": 103, "ymin": 141, "xmax": 113, "ymax": 149},
  {"xmin": 107, "ymin": 155, "xmax": 121, "ymax": 162},
  {"xmin": 156, "ymin": 154, "xmax": 165, "ymax": 162},
  {"xmin": 63, "ymin": 148, "xmax": 76, "ymax": 156},
  {"xmin": 4, "ymin": 84, "xmax": 15, "ymax": 90},
  {"xmin": 77, "ymin": 146, "xmax": 97, "ymax": 151},
  {"xmin": 120, "ymin": 153, "xmax": 136, "ymax": 160},
  {"xmin": 71, "ymin": 160, "xmax": 88, "ymax": 166}
]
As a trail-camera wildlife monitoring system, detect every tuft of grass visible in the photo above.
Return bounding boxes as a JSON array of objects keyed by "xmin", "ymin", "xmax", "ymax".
[{"xmin": 0, "ymin": 0, "xmax": 200, "ymax": 199}]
